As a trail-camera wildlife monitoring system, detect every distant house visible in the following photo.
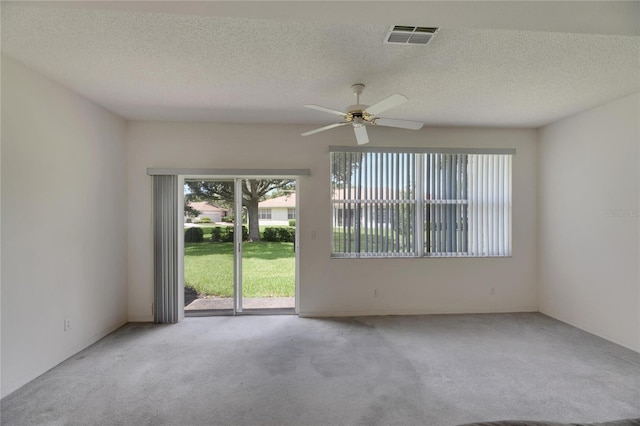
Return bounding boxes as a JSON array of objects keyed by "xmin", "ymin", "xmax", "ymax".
[
  {"xmin": 257, "ymin": 194, "xmax": 295, "ymax": 226},
  {"xmin": 187, "ymin": 201, "xmax": 228, "ymax": 223}
]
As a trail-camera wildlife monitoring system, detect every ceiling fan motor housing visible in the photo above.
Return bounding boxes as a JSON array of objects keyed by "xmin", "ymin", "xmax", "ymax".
[
  {"xmin": 345, "ymin": 105, "xmax": 373, "ymax": 124},
  {"xmin": 346, "ymin": 104, "xmax": 369, "ymax": 112}
]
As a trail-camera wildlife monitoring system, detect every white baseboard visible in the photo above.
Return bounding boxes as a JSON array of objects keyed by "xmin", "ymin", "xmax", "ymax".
[
  {"xmin": 298, "ymin": 306, "xmax": 539, "ymax": 318},
  {"xmin": 128, "ymin": 315, "xmax": 153, "ymax": 323}
]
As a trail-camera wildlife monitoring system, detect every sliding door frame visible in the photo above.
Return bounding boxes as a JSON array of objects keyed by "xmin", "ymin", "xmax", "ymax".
[
  {"xmin": 172, "ymin": 170, "xmax": 306, "ymax": 317},
  {"xmin": 234, "ymin": 178, "xmax": 243, "ymax": 313}
]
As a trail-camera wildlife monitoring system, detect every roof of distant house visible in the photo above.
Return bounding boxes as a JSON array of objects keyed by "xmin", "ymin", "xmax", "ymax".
[
  {"xmin": 188, "ymin": 201, "xmax": 227, "ymax": 213},
  {"xmin": 259, "ymin": 194, "xmax": 296, "ymax": 208}
]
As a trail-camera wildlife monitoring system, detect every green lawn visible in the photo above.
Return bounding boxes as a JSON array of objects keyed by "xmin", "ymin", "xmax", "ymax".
[{"xmin": 184, "ymin": 240, "xmax": 295, "ymax": 298}]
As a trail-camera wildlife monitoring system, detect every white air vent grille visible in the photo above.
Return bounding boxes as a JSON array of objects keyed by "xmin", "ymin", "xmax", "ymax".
[{"xmin": 385, "ymin": 26, "xmax": 439, "ymax": 45}]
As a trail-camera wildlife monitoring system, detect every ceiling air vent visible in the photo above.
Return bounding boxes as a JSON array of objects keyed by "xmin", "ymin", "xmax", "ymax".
[{"xmin": 384, "ymin": 26, "xmax": 439, "ymax": 46}]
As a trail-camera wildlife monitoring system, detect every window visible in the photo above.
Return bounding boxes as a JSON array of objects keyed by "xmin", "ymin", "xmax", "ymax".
[
  {"xmin": 330, "ymin": 148, "xmax": 512, "ymax": 258},
  {"xmin": 258, "ymin": 208, "xmax": 271, "ymax": 220},
  {"xmin": 287, "ymin": 208, "xmax": 296, "ymax": 220}
]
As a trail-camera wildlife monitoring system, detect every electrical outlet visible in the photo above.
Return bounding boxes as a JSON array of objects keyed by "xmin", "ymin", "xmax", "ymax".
[{"xmin": 64, "ymin": 319, "xmax": 71, "ymax": 332}]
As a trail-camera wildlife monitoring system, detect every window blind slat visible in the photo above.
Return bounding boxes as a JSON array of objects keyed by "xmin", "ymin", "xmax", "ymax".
[
  {"xmin": 498, "ymin": 156, "xmax": 503, "ymax": 254},
  {"xmin": 457, "ymin": 154, "xmax": 463, "ymax": 253},
  {"xmin": 432, "ymin": 154, "xmax": 438, "ymax": 254},
  {"xmin": 406, "ymin": 153, "xmax": 412, "ymax": 254},
  {"xmin": 396, "ymin": 154, "xmax": 400, "ymax": 253},
  {"xmin": 469, "ymin": 156, "xmax": 476, "ymax": 255}
]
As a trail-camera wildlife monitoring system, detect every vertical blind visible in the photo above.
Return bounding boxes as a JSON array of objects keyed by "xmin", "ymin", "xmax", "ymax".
[
  {"xmin": 331, "ymin": 152, "xmax": 416, "ymax": 257},
  {"xmin": 331, "ymin": 149, "xmax": 512, "ymax": 258},
  {"xmin": 424, "ymin": 153, "xmax": 469, "ymax": 256},
  {"xmin": 153, "ymin": 175, "xmax": 179, "ymax": 323},
  {"xmin": 468, "ymin": 154, "xmax": 512, "ymax": 257}
]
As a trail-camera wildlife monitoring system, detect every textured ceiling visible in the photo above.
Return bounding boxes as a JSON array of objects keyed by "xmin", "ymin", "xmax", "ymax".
[{"xmin": 2, "ymin": 1, "xmax": 639, "ymax": 128}]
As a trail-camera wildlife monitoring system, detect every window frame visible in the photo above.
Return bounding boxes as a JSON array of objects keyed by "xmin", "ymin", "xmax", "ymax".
[
  {"xmin": 330, "ymin": 146, "xmax": 514, "ymax": 259},
  {"xmin": 258, "ymin": 208, "xmax": 272, "ymax": 220}
]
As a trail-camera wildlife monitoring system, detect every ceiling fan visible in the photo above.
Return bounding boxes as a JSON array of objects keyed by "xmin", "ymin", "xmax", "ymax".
[{"xmin": 301, "ymin": 83, "xmax": 423, "ymax": 145}]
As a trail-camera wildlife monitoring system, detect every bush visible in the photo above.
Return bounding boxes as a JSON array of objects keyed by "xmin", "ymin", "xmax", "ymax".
[
  {"xmin": 263, "ymin": 227, "xmax": 295, "ymax": 242},
  {"xmin": 277, "ymin": 227, "xmax": 294, "ymax": 243},
  {"xmin": 221, "ymin": 216, "xmax": 233, "ymax": 223},
  {"xmin": 288, "ymin": 219, "xmax": 296, "ymax": 227},
  {"xmin": 263, "ymin": 227, "xmax": 278, "ymax": 242},
  {"xmin": 210, "ymin": 227, "xmax": 223, "ymax": 242},
  {"xmin": 199, "ymin": 217, "xmax": 212, "ymax": 223},
  {"xmin": 186, "ymin": 218, "xmax": 192, "ymax": 223},
  {"xmin": 221, "ymin": 226, "xmax": 249, "ymax": 242},
  {"xmin": 222, "ymin": 226, "xmax": 234, "ymax": 242},
  {"xmin": 185, "ymin": 227, "xmax": 204, "ymax": 243}
]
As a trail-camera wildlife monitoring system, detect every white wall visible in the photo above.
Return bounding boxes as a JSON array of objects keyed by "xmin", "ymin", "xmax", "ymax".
[
  {"xmin": 127, "ymin": 121, "xmax": 537, "ymax": 320},
  {"xmin": 539, "ymin": 92, "xmax": 640, "ymax": 351},
  {"xmin": 1, "ymin": 56, "xmax": 129, "ymax": 397},
  {"xmin": 260, "ymin": 207, "xmax": 291, "ymax": 226}
]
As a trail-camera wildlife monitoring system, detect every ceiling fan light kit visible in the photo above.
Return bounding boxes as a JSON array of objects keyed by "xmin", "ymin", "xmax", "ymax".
[{"xmin": 302, "ymin": 83, "xmax": 424, "ymax": 145}]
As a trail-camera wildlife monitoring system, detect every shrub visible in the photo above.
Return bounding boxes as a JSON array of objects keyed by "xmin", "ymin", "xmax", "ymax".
[
  {"xmin": 221, "ymin": 226, "xmax": 249, "ymax": 242},
  {"xmin": 276, "ymin": 227, "xmax": 291, "ymax": 242},
  {"xmin": 278, "ymin": 227, "xmax": 295, "ymax": 243},
  {"xmin": 263, "ymin": 227, "xmax": 278, "ymax": 242},
  {"xmin": 263, "ymin": 227, "xmax": 295, "ymax": 242},
  {"xmin": 288, "ymin": 219, "xmax": 296, "ymax": 227},
  {"xmin": 210, "ymin": 227, "xmax": 223, "ymax": 242},
  {"xmin": 221, "ymin": 216, "xmax": 233, "ymax": 223},
  {"xmin": 222, "ymin": 226, "xmax": 234, "ymax": 242},
  {"xmin": 186, "ymin": 218, "xmax": 192, "ymax": 223},
  {"xmin": 199, "ymin": 217, "xmax": 212, "ymax": 223},
  {"xmin": 185, "ymin": 227, "xmax": 204, "ymax": 243}
]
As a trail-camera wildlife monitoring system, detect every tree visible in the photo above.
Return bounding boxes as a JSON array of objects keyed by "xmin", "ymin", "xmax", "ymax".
[
  {"xmin": 331, "ymin": 152, "xmax": 363, "ymax": 188},
  {"xmin": 185, "ymin": 179, "xmax": 294, "ymax": 241},
  {"xmin": 184, "ymin": 204, "xmax": 200, "ymax": 218}
]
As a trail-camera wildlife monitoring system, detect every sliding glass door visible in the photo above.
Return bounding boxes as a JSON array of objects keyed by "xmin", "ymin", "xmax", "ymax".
[
  {"xmin": 240, "ymin": 179, "xmax": 296, "ymax": 312},
  {"xmin": 183, "ymin": 179, "xmax": 236, "ymax": 315},
  {"xmin": 183, "ymin": 177, "xmax": 297, "ymax": 316}
]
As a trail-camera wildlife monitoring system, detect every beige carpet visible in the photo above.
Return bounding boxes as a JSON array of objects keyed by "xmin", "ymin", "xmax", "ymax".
[{"xmin": 2, "ymin": 313, "xmax": 638, "ymax": 425}]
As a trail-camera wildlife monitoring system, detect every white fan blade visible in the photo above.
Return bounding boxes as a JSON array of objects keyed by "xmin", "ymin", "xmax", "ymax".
[
  {"xmin": 365, "ymin": 94, "xmax": 408, "ymax": 116},
  {"xmin": 304, "ymin": 104, "xmax": 347, "ymax": 117},
  {"xmin": 354, "ymin": 126, "xmax": 369, "ymax": 145},
  {"xmin": 301, "ymin": 122, "xmax": 347, "ymax": 136},
  {"xmin": 374, "ymin": 118, "xmax": 424, "ymax": 130}
]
